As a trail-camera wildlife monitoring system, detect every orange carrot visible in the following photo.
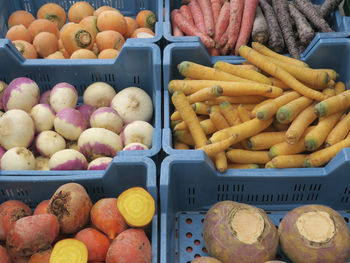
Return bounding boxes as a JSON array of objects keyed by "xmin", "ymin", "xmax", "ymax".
[
  {"xmin": 325, "ymin": 113, "xmax": 350, "ymax": 147},
  {"xmin": 246, "ymin": 131, "xmax": 286, "ymax": 150},
  {"xmin": 67, "ymin": 1, "xmax": 94, "ymax": 23},
  {"xmin": 37, "ymin": 3, "xmax": 67, "ymax": 29},
  {"xmin": 266, "ymin": 154, "xmax": 308, "ymax": 168},
  {"xmin": 117, "ymin": 187, "xmax": 155, "ymax": 227},
  {"xmin": 172, "ymin": 91, "xmax": 208, "ymax": 148},
  {"xmin": 5, "ymin": 24, "xmax": 32, "ymax": 43},
  {"xmin": 285, "ymin": 102, "xmax": 317, "ymax": 144},
  {"xmin": 179, "ymin": 5, "xmax": 194, "ymax": 25},
  {"xmin": 198, "ymin": 0, "xmax": 215, "ymax": 36},
  {"xmin": 171, "ymin": 10, "xmax": 184, "ymax": 36},
  {"xmin": 12, "ymin": 40, "xmax": 37, "ymax": 59},
  {"xmin": 172, "ymin": 10, "xmax": 215, "ymax": 48},
  {"xmin": 234, "ymin": 0, "xmax": 259, "ymax": 55},
  {"xmin": 28, "ymin": 19, "xmax": 60, "ymax": 39},
  {"xmin": 211, "ymin": 0, "xmax": 224, "ymax": 25},
  {"xmin": 97, "ymin": 10, "xmax": 127, "ymax": 35},
  {"xmin": 226, "ymin": 149, "xmax": 270, "ymax": 164},
  {"xmin": 224, "ymin": 0, "xmax": 244, "ymax": 53},
  {"xmin": 217, "ymin": 26, "xmax": 229, "ymax": 49},
  {"xmin": 188, "ymin": 0, "xmax": 206, "ymax": 34},
  {"xmin": 95, "ymin": 30, "xmax": 125, "ymax": 51},
  {"xmin": 213, "ymin": 0, "xmax": 230, "ymax": 43},
  {"xmin": 136, "ymin": 10, "xmax": 156, "ymax": 31},
  {"xmin": 33, "ymin": 31, "xmax": 58, "ymax": 58},
  {"xmin": 60, "ymin": 23, "xmax": 94, "ymax": 55},
  {"xmin": 238, "ymin": 45, "xmax": 327, "ymax": 101},
  {"xmin": 8, "ymin": 10, "xmax": 35, "ymax": 28}
]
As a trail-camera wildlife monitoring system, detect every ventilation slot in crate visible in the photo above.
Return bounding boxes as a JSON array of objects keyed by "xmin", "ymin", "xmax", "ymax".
[
  {"xmin": 88, "ymin": 186, "xmax": 106, "ymax": 201},
  {"xmin": 139, "ymin": 0, "xmax": 145, "ymax": 9},
  {"xmin": 25, "ymin": 73, "xmax": 50, "ymax": 83},
  {"xmin": 341, "ymin": 185, "xmax": 350, "ymax": 204},
  {"xmin": 217, "ymin": 184, "xmax": 244, "ymax": 202},
  {"xmin": 276, "ymin": 194, "xmax": 289, "ymax": 202},
  {"xmin": 91, "ymin": 73, "xmax": 116, "ymax": 82},
  {"xmin": 134, "ymin": 75, "xmax": 140, "ymax": 84},
  {"xmin": 292, "ymin": 183, "xmax": 322, "ymax": 202},
  {"xmin": 115, "ymin": 0, "xmax": 125, "ymax": 9},
  {"xmin": 187, "ymin": 187, "xmax": 195, "ymax": 205}
]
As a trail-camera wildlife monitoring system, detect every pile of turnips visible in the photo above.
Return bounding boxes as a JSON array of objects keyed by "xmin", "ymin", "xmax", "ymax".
[{"xmin": 0, "ymin": 77, "xmax": 154, "ymax": 170}]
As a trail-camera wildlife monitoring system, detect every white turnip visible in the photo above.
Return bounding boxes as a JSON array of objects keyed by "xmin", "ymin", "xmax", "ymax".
[
  {"xmin": 49, "ymin": 82, "xmax": 78, "ymax": 113},
  {"xmin": 35, "ymin": 156, "xmax": 49, "ymax": 170},
  {"xmin": 279, "ymin": 204, "xmax": 350, "ymax": 263},
  {"xmin": 110, "ymin": 87, "xmax": 153, "ymax": 123},
  {"xmin": 39, "ymin": 90, "xmax": 51, "ymax": 105},
  {"xmin": 1, "ymin": 147, "xmax": 35, "ymax": 170},
  {"xmin": 87, "ymin": 156, "xmax": 113, "ymax": 170},
  {"xmin": 35, "ymin": 130, "xmax": 66, "ymax": 157},
  {"xmin": 54, "ymin": 108, "xmax": 87, "ymax": 140},
  {"xmin": 76, "ymin": 104, "xmax": 95, "ymax": 127},
  {"xmin": 83, "ymin": 82, "xmax": 116, "ymax": 108},
  {"xmin": 30, "ymin": 103, "xmax": 56, "ymax": 132},
  {"xmin": 3, "ymin": 77, "xmax": 39, "ymax": 112},
  {"xmin": 203, "ymin": 201, "xmax": 279, "ymax": 263},
  {"xmin": 121, "ymin": 121, "xmax": 153, "ymax": 149},
  {"xmin": 122, "ymin": 142, "xmax": 149, "ymax": 151},
  {"xmin": 49, "ymin": 149, "xmax": 88, "ymax": 170},
  {"xmin": 0, "ymin": 109, "xmax": 35, "ymax": 150},
  {"xmin": 78, "ymin": 127, "xmax": 123, "ymax": 160},
  {"xmin": 0, "ymin": 81, "xmax": 8, "ymax": 110},
  {"xmin": 90, "ymin": 107, "xmax": 123, "ymax": 134}
]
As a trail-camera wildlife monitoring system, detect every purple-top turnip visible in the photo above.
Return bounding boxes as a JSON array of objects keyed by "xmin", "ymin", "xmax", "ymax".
[
  {"xmin": 111, "ymin": 87, "xmax": 153, "ymax": 123},
  {"xmin": 78, "ymin": 127, "xmax": 123, "ymax": 160},
  {"xmin": 30, "ymin": 103, "xmax": 56, "ymax": 132},
  {"xmin": 3, "ymin": 77, "xmax": 39, "ymax": 112},
  {"xmin": 35, "ymin": 130, "xmax": 66, "ymax": 157},
  {"xmin": 122, "ymin": 142, "xmax": 149, "ymax": 151},
  {"xmin": 49, "ymin": 82, "xmax": 78, "ymax": 113},
  {"xmin": 35, "ymin": 156, "xmax": 49, "ymax": 170},
  {"xmin": 278, "ymin": 204, "xmax": 350, "ymax": 263},
  {"xmin": 49, "ymin": 149, "xmax": 88, "ymax": 170},
  {"xmin": 1, "ymin": 147, "xmax": 35, "ymax": 170},
  {"xmin": 39, "ymin": 90, "xmax": 51, "ymax": 105},
  {"xmin": 87, "ymin": 156, "xmax": 113, "ymax": 170},
  {"xmin": 203, "ymin": 201, "xmax": 279, "ymax": 263},
  {"xmin": 121, "ymin": 121, "xmax": 153, "ymax": 149},
  {"xmin": 77, "ymin": 104, "xmax": 95, "ymax": 127},
  {"xmin": 54, "ymin": 108, "xmax": 87, "ymax": 140},
  {"xmin": 83, "ymin": 82, "xmax": 116, "ymax": 108},
  {"xmin": 0, "ymin": 109, "xmax": 35, "ymax": 150},
  {"xmin": 0, "ymin": 146, "xmax": 5, "ymax": 169},
  {"xmin": 90, "ymin": 107, "xmax": 123, "ymax": 134},
  {"xmin": 0, "ymin": 81, "xmax": 8, "ymax": 110}
]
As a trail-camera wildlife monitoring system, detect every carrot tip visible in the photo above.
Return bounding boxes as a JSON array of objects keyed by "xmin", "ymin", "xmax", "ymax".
[
  {"xmin": 314, "ymin": 103, "xmax": 327, "ymax": 117},
  {"xmin": 303, "ymin": 159, "xmax": 312, "ymax": 168},
  {"xmin": 305, "ymin": 139, "xmax": 318, "ymax": 152},
  {"xmin": 256, "ymin": 110, "xmax": 267, "ymax": 120}
]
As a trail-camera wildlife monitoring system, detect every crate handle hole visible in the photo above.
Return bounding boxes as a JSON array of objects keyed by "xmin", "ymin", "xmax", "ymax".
[
  {"xmin": 202, "ymin": 247, "xmax": 207, "ymax": 253},
  {"xmin": 186, "ymin": 232, "xmax": 192, "ymax": 238},
  {"xmin": 186, "ymin": 247, "xmax": 193, "ymax": 253},
  {"xmin": 194, "ymin": 239, "xmax": 200, "ymax": 245},
  {"xmin": 186, "ymin": 218, "xmax": 192, "ymax": 224}
]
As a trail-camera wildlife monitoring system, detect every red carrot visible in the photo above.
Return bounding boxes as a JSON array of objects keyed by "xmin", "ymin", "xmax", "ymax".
[
  {"xmin": 211, "ymin": 0, "xmax": 223, "ymax": 25},
  {"xmin": 198, "ymin": 0, "xmax": 215, "ymax": 36},
  {"xmin": 217, "ymin": 27, "xmax": 229, "ymax": 49},
  {"xmin": 173, "ymin": 10, "xmax": 215, "ymax": 48},
  {"xmin": 188, "ymin": 0, "xmax": 206, "ymax": 34},
  {"xmin": 209, "ymin": 47, "xmax": 220, "ymax": 56},
  {"xmin": 234, "ymin": 0, "xmax": 259, "ymax": 55},
  {"xmin": 224, "ymin": 0, "xmax": 244, "ymax": 52},
  {"xmin": 171, "ymin": 9, "xmax": 184, "ymax": 36},
  {"xmin": 179, "ymin": 5, "xmax": 194, "ymax": 25},
  {"xmin": 213, "ymin": 0, "xmax": 230, "ymax": 44}
]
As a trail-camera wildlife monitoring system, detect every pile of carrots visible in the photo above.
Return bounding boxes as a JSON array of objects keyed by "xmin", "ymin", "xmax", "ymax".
[
  {"xmin": 169, "ymin": 42, "xmax": 350, "ymax": 172},
  {"xmin": 6, "ymin": 1, "xmax": 156, "ymax": 59}
]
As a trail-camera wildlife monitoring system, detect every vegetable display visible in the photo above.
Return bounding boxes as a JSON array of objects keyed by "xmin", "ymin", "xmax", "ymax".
[
  {"xmin": 195, "ymin": 201, "xmax": 350, "ymax": 263},
  {"xmin": 168, "ymin": 42, "xmax": 350, "ymax": 172},
  {"xmin": 0, "ymin": 182, "xmax": 155, "ymax": 262},
  {"xmin": 170, "ymin": 0, "xmax": 341, "ymax": 57},
  {"xmin": 6, "ymin": 2, "xmax": 157, "ymax": 59},
  {"xmin": 0, "ymin": 78, "xmax": 154, "ymax": 171}
]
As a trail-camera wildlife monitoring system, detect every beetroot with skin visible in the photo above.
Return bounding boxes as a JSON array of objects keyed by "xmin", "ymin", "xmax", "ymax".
[
  {"xmin": 278, "ymin": 204, "xmax": 350, "ymax": 263},
  {"xmin": 0, "ymin": 244, "xmax": 11, "ymax": 263},
  {"xmin": 203, "ymin": 201, "xmax": 279, "ymax": 263},
  {"xmin": 106, "ymin": 228, "xmax": 152, "ymax": 263},
  {"xmin": 48, "ymin": 183, "xmax": 92, "ymax": 235},
  {"xmin": 28, "ymin": 248, "xmax": 51, "ymax": 263},
  {"xmin": 6, "ymin": 214, "xmax": 59, "ymax": 257},
  {"xmin": 0, "ymin": 200, "xmax": 32, "ymax": 241}
]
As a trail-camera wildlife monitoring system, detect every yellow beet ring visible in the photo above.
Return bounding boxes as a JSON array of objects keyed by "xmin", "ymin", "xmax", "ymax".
[
  {"xmin": 50, "ymin": 238, "xmax": 88, "ymax": 263},
  {"xmin": 117, "ymin": 186, "xmax": 155, "ymax": 227}
]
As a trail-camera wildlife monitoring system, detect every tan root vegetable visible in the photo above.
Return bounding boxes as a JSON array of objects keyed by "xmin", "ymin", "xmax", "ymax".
[
  {"xmin": 45, "ymin": 51, "xmax": 66, "ymax": 59},
  {"xmin": 93, "ymin": 5, "xmax": 119, "ymax": 17},
  {"xmin": 124, "ymin": 16, "xmax": 139, "ymax": 38},
  {"xmin": 8, "ymin": 10, "xmax": 35, "ymax": 28},
  {"xmin": 130, "ymin": 27, "xmax": 155, "ymax": 38},
  {"xmin": 67, "ymin": 1, "xmax": 95, "ymax": 23},
  {"xmin": 60, "ymin": 23, "xmax": 94, "ymax": 55},
  {"xmin": 12, "ymin": 40, "xmax": 37, "ymax": 59},
  {"xmin": 95, "ymin": 30, "xmax": 125, "ymax": 51},
  {"xmin": 37, "ymin": 3, "xmax": 67, "ymax": 29},
  {"xmin": 97, "ymin": 10, "xmax": 127, "ymax": 35},
  {"xmin": 70, "ymin": 49, "xmax": 96, "ymax": 59},
  {"xmin": 33, "ymin": 31, "xmax": 58, "ymax": 58},
  {"xmin": 79, "ymin": 16, "xmax": 99, "ymax": 37},
  {"xmin": 98, "ymin": 49, "xmax": 119, "ymax": 59},
  {"xmin": 28, "ymin": 19, "xmax": 60, "ymax": 39},
  {"xmin": 6, "ymin": 24, "xmax": 32, "ymax": 42}
]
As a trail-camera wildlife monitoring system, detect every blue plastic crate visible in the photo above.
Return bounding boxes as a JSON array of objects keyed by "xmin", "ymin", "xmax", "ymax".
[
  {"xmin": 163, "ymin": 38, "xmax": 350, "ymax": 156},
  {"xmin": 163, "ymin": 0, "xmax": 349, "ymax": 59},
  {"xmin": 0, "ymin": 39, "xmax": 162, "ymax": 174},
  {"xmin": 0, "ymin": 0, "xmax": 163, "ymax": 48},
  {"xmin": 0, "ymin": 156, "xmax": 158, "ymax": 263},
  {"xmin": 160, "ymin": 153, "xmax": 350, "ymax": 263}
]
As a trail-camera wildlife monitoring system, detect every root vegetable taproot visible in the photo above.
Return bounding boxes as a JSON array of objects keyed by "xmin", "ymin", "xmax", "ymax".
[
  {"xmin": 192, "ymin": 256, "xmax": 223, "ymax": 262},
  {"xmin": 1, "ymin": 147, "xmax": 35, "ymax": 170},
  {"xmin": 0, "ymin": 245, "xmax": 11, "ymax": 263},
  {"xmin": 106, "ymin": 228, "xmax": 152, "ymax": 263},
  {"xmin": 12, "ymin": 40, "xmax": 38, "ymax": 59},
  {"xmin": 49, "ymin": 82, "xmax": 78, "ymax": 113},
  {"xmin": 94, "ymin": 6, "xmax": 119, "ymax": 17},
  {"xmin": 320, "ymin": 0, "xmax": 343, "ymax": 18},
  {"xmin": 33, "ymin": 31, "xmax": 58, "ymax": 58},
  {"xmin": 121, "ymin": 121, "xmax": 154, "ymax": 149},
  {"xmin": 203, "ymin": 201, "xmax": 279, "ymax": 263},
  {"xmin": 197, "ymin": 0, "xmax": 215, "ymax": 37},
  {"xmin": 130, "ymin": 27, "xmax": 155, "ymax": 38},
  {"xmin": 35, "ymin": 130, "xmax": 66, "ymax": 157},
  {"xmin": 60, "ymin": 23, "xmax": 94, "ymax": 55},
  {"xmin": 54, "ymin": 107, "xmax": 87, "ymax": 140},
  {"xmin": 35, "ymin": 156, "xmax": 50, "ymax": 171},
  {"xmin": 79, "ymin": 16, "xmax": 99, "ymax": 38},
  {"xmin": 28, "ymin": 19, "xmax": 59, "ymax": 39},
  {"xmin": 48, "ymin": 149, "xmax": 88, "ymax": 170},
  {"xmin": 123, "ymin": 142, "xmax": 149, "ymax": 151},
  {"xmin": 98, "ymin": 48, "xmax": 120, "ymax": 59},
  {"xmin": 90, "ymin": 198, "xmax": 128, "ymax": 239},
  {"xmin": 6, "ymin": 214, "xmax": 59, "ymax": 257},
  {"xmin": 45, "ymin": 51, "xmax": 66, "ymax": 59},
  {"xmin": 76, "ymin": 104, "xmax": 94, "ymax": 127},
  {"xmin": 75, "ymin": 228, "xmax": 110, "ymax": 262},
  {"xmin": 87, "ymin": 156, "xmax": 112, "ymax": 170},
  {"xmin": 136, "ymin": 9, "xmax": 156, "ymax": 31},
  {"xmin": 223, "ymin": 0, "xmax": 244, "ymax": 53},
  {"xmin": 179, "ymin": 5, "xmax": 195, "ymax": 25},
  {"xmin": 70, "ymin": 48, "xmax": 96, "ymax": 59},
  {"xmin": 97, "ymin": 10, "xmax": 127, "ymax": 35},
  {"xmin": 314, "ymin": 89, "xmax": 350, "ymax": 118},
  {"xmin": 90, "ymin": 107, "xmax": 123, "ymax": 134},
  {"xmin": 83, "ymin": 81, "xmax": 116, "ymax": 108},
  {"xmin": 8, "ymin": 10, "xmax": 35, "ymax": 28},
  {"xmin": 212, "ymin": 1, "xmax": 230, "ymax": 44},
  {"xmin": 117, "ymin": 187, "xmax": 155, "ymax": 228},
  {"xmin": 279, "ymin": 204, "xmax": 350, "ymax": 263},
  {"xmin": 48, "ymin": 183, "xmax": 92, "ymax": 235},
  {"xmin": 50, "ymin": 238, "xmax": 88, "ymax": 263},
  {"xmin": 67, "ymin": 1, "xmax": 94, "ymax": 23},
  {"xmin": 95, "ymin": 30, "xmax": 125, "ymax": 51},
  {"xmin": 211, "ymin": 0, "xmax": 223, "ymax": 25},
  {"xmin": 171, "ymin": 9, "xmax": 184, "ymax": 36},
  {"xmin": 124, "ymin": 16, "xmax": 139, "ymax": 38},
  {"xmin": 28, "ymin": 249, "xmax": 51, "ymax": 263},
  {"xmin": 34, "ymin": 200, "xmax": 49, "ymax": 215},
  {"xmin": 37, "ymin": 3, "xmax": 66, "ymax": 29},
  {"xmin": 188, "ymin": 0, "xmax": 206, "ymax": 34},
  {"xmin": 6, "ymin": 24, "xmax": 32, "ymax": 43}
]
